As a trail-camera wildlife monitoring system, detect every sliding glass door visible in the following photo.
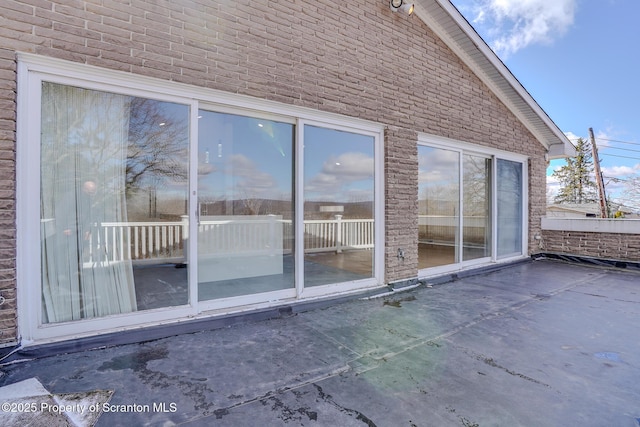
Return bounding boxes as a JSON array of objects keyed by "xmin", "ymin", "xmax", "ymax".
[
  {"xmin": 462, "ymin": 154, "xmax": 491, "ymax": 261},
  {"xmin": 497, "ymin": 159, "xmax": 523, "ymax": 258},
  {"xmin": 418, "ymin": 142, "xmax": 525, "ymax": 272},
  {"xmin": 196, "ymin": 111, "xmax": 295, "ymax": 301},
  {"xmin": 417, "ymin": 146, "xmax": 460, "ymax": 269},
  {"xmin": 40, "ymin": 82, "xmax": 190, "ymax": 324},
  {"xmin": 26, "ymin": 61, "xmax": 382, "ymax": 341},
  {"xmin": 39, "ymin": 88, "xmax": 379, "ymax": 322},
  {"xmin": 303, "ymin": 125, "xmax": 376, "ymax": 287}
]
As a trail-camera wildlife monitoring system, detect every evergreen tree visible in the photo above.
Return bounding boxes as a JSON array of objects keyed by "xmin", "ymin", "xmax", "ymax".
[{"xmin": 552, "ymin": 137, "xmax": 598, "ymax": 204}]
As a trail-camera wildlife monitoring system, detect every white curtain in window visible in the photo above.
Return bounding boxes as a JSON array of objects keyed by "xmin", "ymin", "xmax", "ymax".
[{"xmin": 40, "ymin": 83, "xmax": 137, "ymax": 323}]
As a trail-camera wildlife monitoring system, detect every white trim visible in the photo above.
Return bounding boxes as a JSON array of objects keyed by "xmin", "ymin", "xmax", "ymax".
[
  {"xmin": 457, "ymin": 150, "xmax": 464, "ymax": 264},
  {"xmin": 491, "ymin": 155, "xmax": 498, "ymax": 260},
  {"xmin": 298, "ymin": 278, "xmax": 380, "ymax": 299},
  {"xmin": 541, "ymin": 217, "xmax": 640, "ymax": 235},
  {"xmin": 374, "ymin": 124, "xmax": 385, "ymax": 284},
  {"xmin": 522, "ymin": 160, "xmax": 530, "ymax": 256},
  {"xmin": 16, "ymin": 61, "xmax": 41, "ymax": 343},
  {"xmin": 198, "ymin": 102, "xmax": 297, "ymax": 125},
  {"xmin": 295, "ymin": 119, "xmax": 305, "ymax": 298},
  {"xmin": 188, "ymin": 99, "xmax": 200, "ymax": 310},
  {"xmin": 197, "ymin": 288, "xmax": 297, "ymax": 313},
  {"xmin": 418, "ymin": 132, "xmax": 528, "ymax": 162}
]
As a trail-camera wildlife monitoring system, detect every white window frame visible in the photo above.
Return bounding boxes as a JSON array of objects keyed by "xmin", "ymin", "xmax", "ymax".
[
  {"xmin": 16, "ymin": 53, "xmax": 385, "ymax": 344},
  {"xmin": 417, "ymin": 133, "xmax": 528, "ymax": 278}
]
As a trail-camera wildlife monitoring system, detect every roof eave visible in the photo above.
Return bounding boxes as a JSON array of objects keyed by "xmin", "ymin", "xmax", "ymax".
[{"xmin": 413, "ymin": 0, "xmax": 575, "ymax": 159}]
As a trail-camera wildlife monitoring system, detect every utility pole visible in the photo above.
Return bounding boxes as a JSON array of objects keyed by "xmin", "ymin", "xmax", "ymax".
[{"xmin": 589, "ymin": 127, "xmax": 608, "ymax": 218}]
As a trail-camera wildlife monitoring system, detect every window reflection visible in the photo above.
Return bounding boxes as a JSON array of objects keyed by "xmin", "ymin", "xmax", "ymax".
[
  {"xmin": 303, "ymin": 125, "xmax": 375, "ymax": 287},
  {"xmin": 418, "ymin": 146, "xmax": 460, "ymax": 269},
  {"xmin": 197, "ymin": 111, "xmax": 295, "ymax": 300},
  {"xmin": 40, "ymin": 82, "xmax": 189, "ymax": 324},
  {"xmin": 462, "ymin": 154, "xmax": 491, "ymax": 261},
  {"xmin": 497, "ymin": 159, "xmax": 523, "ymax": 257}
]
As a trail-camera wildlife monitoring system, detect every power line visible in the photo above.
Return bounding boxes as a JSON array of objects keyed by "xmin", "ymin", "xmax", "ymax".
[
  {"xmin": 601, "ymin": 145, "xmax": 640, "ymax": 154},
  {"xmin": 599, "ymin": 152, "xmax": 640, "ymax": 161},
  {"xmin": 567, "ymin": 136, "xmax": 640, "ymax": 147},
  {"xmin": 597, "ymin": 137, "xmax": 640, "ymax": 147}
]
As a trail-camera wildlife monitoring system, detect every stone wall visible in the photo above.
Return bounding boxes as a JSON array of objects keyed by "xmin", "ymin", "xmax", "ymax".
[{"xmin": 540, "ymin": 218, "xmax": 640, "ymax": 261}]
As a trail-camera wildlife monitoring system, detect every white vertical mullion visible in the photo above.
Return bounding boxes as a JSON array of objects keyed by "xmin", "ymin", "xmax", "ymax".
[
  {"xmin": 17, "ymin": 66, "xmax": 43, "ymax": 342},
  {"xmin": 457, "ymin": 151, "xmax": 464, "ymax": 265},
  {"xmin": 522, "ymin": 159, "xmax": 529, "ymax": 256},
  {"xmin": 491, "ymin": 156, "xmax": 498, "ymax": 261},
  {"xmin": 189, "ymin": 100, "xmax": 199, "ymax": 311},
  {"xmin": 295, "ymin": 119, "xmax": 305, "ymax": 298},
  {"xmin": 374, "ymin": 130, "xmax": 384, "ymax": 284}
]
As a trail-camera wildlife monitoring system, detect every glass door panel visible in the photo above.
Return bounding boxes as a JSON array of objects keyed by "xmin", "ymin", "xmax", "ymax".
[
  {"xmin": 462, "ymin": 154, "xmax": 491, "ymax": 261},
  {"xmin": 497, "ymin": 159, "xmax": 523, "ymax": 258},
  {"xmin": 417, "ymin": 146, "xmax": 460, "ymax": 269},
  {"xmin": 303, "ymin": 125, "xmax": 375, "ymax": 287},
  {"xmin": 197, "ymin": 111, "xmax": 295, "ymax": 300},
  {"xmin": 40, "ymin": 82, "xmax": 190, "ymax": 324}
]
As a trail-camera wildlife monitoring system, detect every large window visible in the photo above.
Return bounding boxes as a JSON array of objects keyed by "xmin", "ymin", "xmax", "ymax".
[{"xmin": 418, "ymin": 140, "xmax": 525, "ymax": 272}]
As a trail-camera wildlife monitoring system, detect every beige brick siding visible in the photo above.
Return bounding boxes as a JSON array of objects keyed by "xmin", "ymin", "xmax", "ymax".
[
  {"xmin": 0, "ymin": 0, "xmax": 549, "ymax": 343},
  {"xmin": 0, "ymin": 47, "xmax": 16, "ymax": 345},
  {"xmin": 541, "ymin": 230, "xmax": 640, "ymax": 261},
  {"xmin": 385, "ymin": 126, "xmax": 418, "ymax": 283}
]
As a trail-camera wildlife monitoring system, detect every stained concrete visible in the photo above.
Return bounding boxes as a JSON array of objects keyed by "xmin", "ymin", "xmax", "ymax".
[{"xmin": 1, "ymin": 258, "xmax": 639, "ymax": 426}]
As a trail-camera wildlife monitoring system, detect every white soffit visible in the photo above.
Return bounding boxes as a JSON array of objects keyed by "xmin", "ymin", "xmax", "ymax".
[{"xmin": 413, "ymin": 0, "xmax": 575, "ymax": 158}]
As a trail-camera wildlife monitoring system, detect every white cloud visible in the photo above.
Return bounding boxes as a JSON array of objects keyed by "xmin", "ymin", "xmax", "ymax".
[
  {"xmin": 228, "ymin": 154, "xmax": 279, "ymax": 196},
  {"xmin": 546, "ymin": 173, "xmax": 561, "ymax": 202},
  {"xmin": 471, "ymin": 0, "xmax": 577, "ymax": 57},
  {"xmin": 601, "ymin": 164, "xmax": 640, "ymax": 178},
  {"xmin": 564, "ymin": 131, "xmax": 582, "ymax": 143},
  {"xmin": 306, "ymin": 152, "xmax": 374, "ymax": 201}
]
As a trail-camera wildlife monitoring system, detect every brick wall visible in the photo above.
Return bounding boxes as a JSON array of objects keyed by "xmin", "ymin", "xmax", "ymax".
[
  {"xmin": 0, "ymin": 48, "xmax": 16, "ymax": 344},
  {"xmin": 541, "ymin": 230, "xmax": 640, "ymax": 261},
  {"xmin": 384, "ymin": 126, "xmax": 418, "ymax": 283},
  {"xmin": 0, "ymin": 0, "xmax": 549, "ymax": 343}
]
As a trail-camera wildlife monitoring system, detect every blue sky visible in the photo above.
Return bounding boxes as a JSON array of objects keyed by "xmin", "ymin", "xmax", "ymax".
[{"xmin": 449, "ymin": 0, "xmax": 640, "ymax": 209}]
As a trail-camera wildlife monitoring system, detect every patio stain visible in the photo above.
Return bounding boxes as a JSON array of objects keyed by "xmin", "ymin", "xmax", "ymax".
[
  {"xmin": 98, "ymin": 343, "xmax": 217, "ymax": 413},
  {"xmin": 313, "ymin": 384, "xmax": 377, "ymax": 427},
  {"xmin": 383, "ymin": 295, "xmax": 417, "ymax": 308},
  {"xmin": 98, "ymin": 345, "xmax": 169, "ymax": 373},
  {"xmin": 260, "ymin": 394, "xmax": 318, "ymax": 423}
]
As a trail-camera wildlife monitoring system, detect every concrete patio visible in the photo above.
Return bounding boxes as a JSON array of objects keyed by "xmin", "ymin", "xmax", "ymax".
[{"xmin": 1, "ymin": 257, "xmax": 639, "ymax": 426}]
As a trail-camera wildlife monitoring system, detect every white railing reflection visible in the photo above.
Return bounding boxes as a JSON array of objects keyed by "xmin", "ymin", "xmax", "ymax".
[{"xmin": 94, "ymin": 215, "xmax": 375, "ymax": 263}]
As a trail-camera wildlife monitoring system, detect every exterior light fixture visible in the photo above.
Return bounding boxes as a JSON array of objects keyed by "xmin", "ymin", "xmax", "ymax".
[{"xmin": 390, "ymin": 0, "xmax": 414, "ymax": 15}]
